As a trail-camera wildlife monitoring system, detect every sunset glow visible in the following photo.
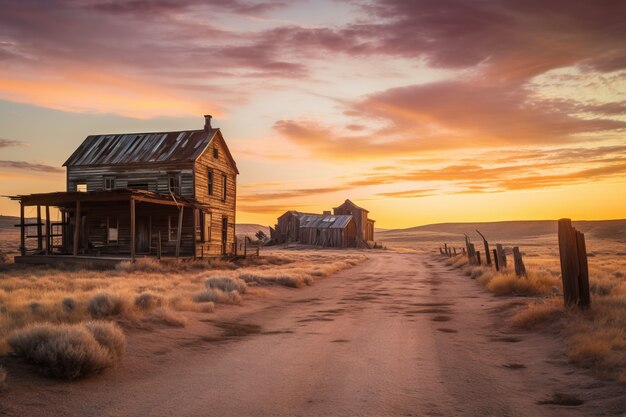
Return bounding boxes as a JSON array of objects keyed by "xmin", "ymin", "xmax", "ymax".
[{"xmin": 0, "ymin": 0, "xmax": 624, "ymax": 227}]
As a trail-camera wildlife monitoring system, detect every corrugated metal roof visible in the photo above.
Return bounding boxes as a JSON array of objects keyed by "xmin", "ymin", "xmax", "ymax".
[
  {"xmin": 299, "ymin": 214, "xmax": 353, "ymax": 229},
  {"xmin": 63, "ymin": 129, "xmax": 218, "ymax": 167}
]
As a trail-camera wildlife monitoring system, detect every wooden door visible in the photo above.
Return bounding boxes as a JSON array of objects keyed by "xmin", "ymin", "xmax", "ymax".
[{"xmin": 136, "ymin": 216, "xmax": 150, "ymax": 254}]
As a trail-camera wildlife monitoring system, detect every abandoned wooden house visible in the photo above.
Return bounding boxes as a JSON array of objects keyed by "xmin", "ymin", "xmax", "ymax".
[
  {"xmin": 10, "ymin": 115, "xmax": 239, "ymax": 264},
  {"xmin": 272, "ymin": 200, "xmax": 374, "ymax": 248}
]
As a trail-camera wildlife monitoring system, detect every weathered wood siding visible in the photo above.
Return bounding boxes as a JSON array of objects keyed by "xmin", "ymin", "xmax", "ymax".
[
  {"xmin": 275, "ymin": 211, "xmax": 301, "ymax": 244},
  {"xmin": 193, "ymin": 132, "xmax": 238, "ymax": 257},
  {"xmin": 67, "ymin": 164, "xmax": 194, "ymax": 197},
  {"xmin": 299, "ymin": 220, "xmax": 357, "ymax": 248}
]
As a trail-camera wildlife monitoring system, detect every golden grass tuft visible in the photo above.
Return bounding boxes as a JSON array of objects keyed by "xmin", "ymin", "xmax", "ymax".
[
  {"xmin": 8, "ymin": 321, "xmax": 125, "ymax": 379},
  {"xmin": 485, "ymin": 270, "xmax": 557, "ymax": 296},
  {"xmin": 193, "ymin": 288, "xmax": 242, "ymax": 305},
  {"xmin": 512, "ymin": 298, "xmax": 564, "ymax": 329},
  {"xmin": 205, "ymin": 275, "xmax": 247, "ymax": 293},
  {"xmin": 149, "ymin": 307, "xmax": 187, "ymax": 327},
  {"xmin": 134, "ymin": 293, "xmax": 163, "ymax": 310},
  {"xmin": 87, "ymin": 293, "xmax": 129, "ymax": 318}
]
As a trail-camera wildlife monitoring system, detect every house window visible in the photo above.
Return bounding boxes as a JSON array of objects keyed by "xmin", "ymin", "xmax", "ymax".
[
  {"xmin": 213, "ymin": 146, "xmax": 219, "ymax": 159},
  {"xmin": 107, "ymin": 216, "xmax": 119, "ymax": 243},
  {"xmin": 204, "ymin": 212, "xmax": 212, "ymax": 241},
  {"xmin": 104, "ymin": 177, "xmax": 115, "ymax": 190},
  {"xmin": 207, "ymin": 169, "xmax": 214, "ymax": 196},
  {"xmin": 77, "ymin": 183, "xmax": 87, "ymax": 192},
  {"xmin": 222, "ymin": 174, "xmax": 227, "ymax": 201},
  {"xmin": 168, "ymin": 215, "xmax": 178, "ymax": 241},
  {"xmin": 168, "ymin": 174, "xmax": 180, "ymax": 195}
]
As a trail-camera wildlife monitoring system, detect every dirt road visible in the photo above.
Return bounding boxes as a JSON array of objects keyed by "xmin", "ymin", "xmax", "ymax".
[{"xmin": 3, "ymin": 252, "xmax": 625, "ymax": 416}]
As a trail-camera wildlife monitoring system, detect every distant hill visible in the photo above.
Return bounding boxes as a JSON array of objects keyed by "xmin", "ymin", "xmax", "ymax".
[{"xmin": 376, "ymin": 219, "xmax": 626, "ymax": 244}]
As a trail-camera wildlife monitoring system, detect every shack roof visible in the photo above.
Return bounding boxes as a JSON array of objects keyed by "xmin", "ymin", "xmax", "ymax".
[
  {"xmin": 299, "ymin": 214, "xmax": 354, "ymax": 229},
  {"xmin": 333, "ymin": 199, "xmax": 369, "ymax": 213},
  {"xmin": 64, "ymin": 129, "xmax": 219, "ymax": 167}
]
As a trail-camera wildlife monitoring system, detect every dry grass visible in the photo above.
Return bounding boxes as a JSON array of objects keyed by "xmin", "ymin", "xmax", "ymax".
[
  {"xmin": 7, "ymin": 321, "xmax": 125, "ymax": 379},
  {"xmin": 0, "ymin": 249, "xmax": 365, "ymax": 382},
  {"xmin": 439, "ymin": 238, "xmax": 626, "ymax": 382}
]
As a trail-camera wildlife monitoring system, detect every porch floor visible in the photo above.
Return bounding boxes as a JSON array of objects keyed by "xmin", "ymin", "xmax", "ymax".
[{"xmin": 14, "ymin": 254, "xmax": 194, "ymax": 267}]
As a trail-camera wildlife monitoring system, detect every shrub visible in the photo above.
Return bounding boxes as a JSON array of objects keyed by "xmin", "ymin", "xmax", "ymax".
[
  {"xmin": 62, "ymin": 297, "xmax": 77, "ymax": 312},
  {"xmin": 239, "ymin": 271, "xmax": 312, "ymax": 288},
  {"xmin": 7, "ymin": 321, "xmax": 125, "ymax": 379},
  {"xmin": 193, "ymin": 288, "xmax": 242, "ymax": 305},
  {"xmin": 484, "ymin": 271, "xmax": 557, "ymax": 296},
  {"xmin": 87, "ymin": 293, "xmax": 128, "ymax": 318},
  {"xmin": 84, "ymin": 321, "xmax": 126, "ymax": 361},
  {"xmin": 134, "ymin": 293, "xmax": 162, "ymax": 310},
  {"xmin": 205, "ymin": 276, "xmax": 247, "ymax": 293}
]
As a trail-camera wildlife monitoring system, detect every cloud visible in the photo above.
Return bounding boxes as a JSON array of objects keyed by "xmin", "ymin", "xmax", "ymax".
[
  {"xmin": 0, "ymin": 138, "xmax": 26, "ymax": 148},
  {"xmin": 238, "ymin": 186, "xmax": 344, "ymax": 203},
  {"xmin": 377, "ymin": 189, "xmax": 435, "ymax": 198},
  {"xmin": 0, "ymin": 160, "xmax": 64, "ymax": 173}
]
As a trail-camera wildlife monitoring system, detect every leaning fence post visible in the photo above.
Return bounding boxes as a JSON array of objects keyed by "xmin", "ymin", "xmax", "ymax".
[
  {"xmin": 476, "ymin": 230, "xmax": 491, "ymax": 266},
  {"xmin": 476, "ymin": 251, "xmax": 481, "ymax": 265},
  {"xmin": 512, "ymin": 246, "xmax": 525, "ymax": 277}
]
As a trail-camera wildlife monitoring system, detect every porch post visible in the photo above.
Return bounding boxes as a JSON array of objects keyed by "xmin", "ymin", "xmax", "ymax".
[
  {"xmin": 45, "ymin": 205, "xmax": 51, "ymax": 255},
  {"xmin": 130, "ymin": 198, "xmax": 136, "ymax": 262},
  {"xmin": 192, "ymin": 208, "xmax": 198, "ymax": 260},
  {"xmin": 175, "ymin": 206, "xmax": 184, "ymax": 258},
  {"xmin": 20, "ymin": 201, "xmax": 25, "ymax": 256},
  {"xmin": 36, "ymin": 205, "xmax": 43, "ymax": 250},
  {"xmin": 73, "ymin": 200, "xmax": 81, "ymax": 256}
]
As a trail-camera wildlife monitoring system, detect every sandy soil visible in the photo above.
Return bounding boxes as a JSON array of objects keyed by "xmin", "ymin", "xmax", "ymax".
[{"xmin": 2, "ymin": 251, "xmax": 625, "ymax": 417}]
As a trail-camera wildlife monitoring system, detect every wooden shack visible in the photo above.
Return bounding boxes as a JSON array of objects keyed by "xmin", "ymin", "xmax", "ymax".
[
  {"xmin": 333, "ymin": 199, "xmax": 375, "ymax": 244},
  {"xmin": 274, "ymin": 210, "xmax": 314, "ymax": 244},
  {"xmin": 298, "ymin": 214, "xmax": 357, "ymax": 248},
  {"xmin": 10, "ymin": 115, "xmax": 239, "ymax": 264}
]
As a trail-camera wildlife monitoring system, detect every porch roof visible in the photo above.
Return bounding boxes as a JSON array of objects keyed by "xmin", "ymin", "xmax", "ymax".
[{"xmin": 9, "ymin": 189, "xmax": 202, "ymax": 208}]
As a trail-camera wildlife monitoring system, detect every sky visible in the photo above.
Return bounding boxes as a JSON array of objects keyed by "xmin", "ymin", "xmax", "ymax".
[{"xmin": 0, "ymin": 0, "xmax": 624, "ymax": 228}]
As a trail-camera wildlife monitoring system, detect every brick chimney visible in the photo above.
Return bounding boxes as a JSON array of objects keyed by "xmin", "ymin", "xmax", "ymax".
[{"xmin": 204, "ymin": 114, "xmax": 212, "ymax": 131}]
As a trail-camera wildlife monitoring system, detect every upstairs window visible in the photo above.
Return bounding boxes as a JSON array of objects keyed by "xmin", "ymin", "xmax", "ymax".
[
  {"xmin": 207, "ymin": 169, "xmax": 214, "ymax": 196},
  {"xmin": 222, "ymin": 174, "xmax": 227, "ymax": 201},
  {"xmin": 213, "ymin": 146, "xmax": 219, "ymax": 159},
  {"xmin": 77, "ymin": 183, "xmax": 87, "ymax": 192},
  {"xmin": 168, "ymin": 174, "xmax": 181, "ymax": 195},
  {"xmin": 104, "ymin": 177, "xmax": 115, "ymax": 191}
]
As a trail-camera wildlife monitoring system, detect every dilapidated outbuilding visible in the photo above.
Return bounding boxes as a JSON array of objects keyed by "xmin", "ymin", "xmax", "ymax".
[
  {"xmin": 272, "ymin": 199, "xmax": 374, "ymax": 248},
  {"xmin": 298, "ymin": 214, "xmax": 357, "ymax": 248}
]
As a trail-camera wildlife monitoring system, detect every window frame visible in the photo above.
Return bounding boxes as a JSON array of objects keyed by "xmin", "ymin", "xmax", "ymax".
[
  {"xmin": 207, "ymin": 169, "xmax": 214, "ymax": 196},
  {"xmin": 168, "ymin": 174, "xmax": 181, "ymax": 195},
  {"xmin": 103, "ymin": 177, "xmax": 115, "ymax": 191},
  {"xmin": 76, "ymin": 183, "xmax": 88, "ymax": 192}
]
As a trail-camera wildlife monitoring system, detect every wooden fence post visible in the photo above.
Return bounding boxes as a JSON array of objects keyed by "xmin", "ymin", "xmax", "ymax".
[
  {"xmin": 476, "ymin": 230, "xmax": 491, "ymax": 266},
  {"xmin": 453, "ymin": 247, "xmax": 457, "ymax": 256},
  {"xmin": 496, "ymin": 244, "xmax": 506, "ymax": 269},
  {"xmin": 439, "ymin": 247, "xmax": 444, "ymax": 255},
  {"xmin": 444, "ymin": 243, "xmax": 448, "ymax": 256},
  {"xmin": 492, "ymin": 249, "xmax": 499, "ymax": 271},
  {"xmin": 512, "ymin": 246, "xmax": 526, "ymax": 277},
  {"xmin": 476, "ymin": 251, "xmax": 481, "ymax": 265},
  {"xmin": 576, "ymin": 230, "xmax": 591, "ymax": 308},
  {"xmin": 558, "ymin": 219, "xmax": 591, "ymax": 308}
]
